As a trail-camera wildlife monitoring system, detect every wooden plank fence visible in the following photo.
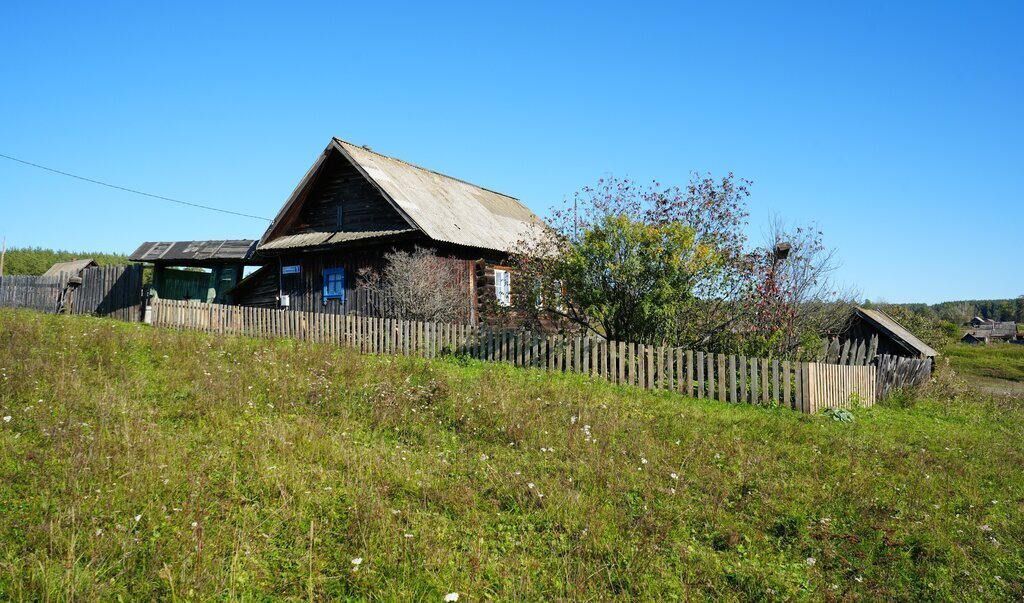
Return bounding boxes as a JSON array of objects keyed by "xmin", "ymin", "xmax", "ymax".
[
  {"xmin": 0, "ymin": 265, "xmax": 144, "ymax": 320},
  {"xmin": 0, "ymin": 274, "xmax": 66, "ymax": 313},
  {"xmin": 875, "ymin": 354, "xmax": 932, "ymax": 399},
  {"xmin": 151, "ymin": 299, "xmax": 879, "ymax": 412}
]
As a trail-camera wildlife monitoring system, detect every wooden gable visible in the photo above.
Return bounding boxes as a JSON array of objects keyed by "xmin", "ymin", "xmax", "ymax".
[{"xmin": 266, "ymin": 149, "xmax": 412, "ymax": 240}]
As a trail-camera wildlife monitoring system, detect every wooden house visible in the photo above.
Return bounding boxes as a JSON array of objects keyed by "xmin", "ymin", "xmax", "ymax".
[
  {"xmin": 232, "ymin": 138, "xmax": 544, "ymax": 321},
  {"xmin": 961, "ymin": 321, "xmax": 1018, "ymax": 344},
  {"xmin": 129, "ymin": 240, "xmax": 257, "ymax": 304}
]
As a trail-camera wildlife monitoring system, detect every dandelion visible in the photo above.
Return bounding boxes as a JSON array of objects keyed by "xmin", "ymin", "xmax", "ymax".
[
  {"xmin": 980, "ymin": 524, "xmax": 993, "ymax": 532},
  {"xmin": 351, "ymin": 557, "xmax": 363, "ymax": 569},
  {"xmin": 404, "ymin": 533, "xmax": 414, "ymax": 538},
  {"xmin": 640, "ymin": 457, "xmax": 648, "ymax": 465},
  {"xmin": 95, "ymin": 528, "xmax": 103, "ymax": 536},
  {"xmin": 670, "ymin": 473, "xmax": 678, "ymax": 480},
  {"xmin": 134, "ymin": 514, "xmax": 143, "ymax": 522},
  {"xmin": 2, "ymin": 416, "xmax": 10, "ymax": 423},
  {"xmin": 805, "ymin": 557, "xmax": 816, "ymax": 566},
  {"xmin": 444, "ymin": 593, "xmax": 460, "ymax": 602}
]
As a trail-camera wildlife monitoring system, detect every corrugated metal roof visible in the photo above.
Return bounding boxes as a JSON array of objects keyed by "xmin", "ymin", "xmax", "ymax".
[
  {"xmin": 855, "ymin": 307, "xmax": 939, "ymax": 358},
  {"xmin": 259, "ymin": 229, "xmax": 416, "ymax": 251},
  {"xmin": 335, "ymin": 140, "xmax": 543, "ymax": 252},
  {"xmin": 42, "ymin": 259, "xmax": 97, "ymax": 276},
  {"xmin": 129, "ymin": 240, "xmax": 257, "ymax": 263}
]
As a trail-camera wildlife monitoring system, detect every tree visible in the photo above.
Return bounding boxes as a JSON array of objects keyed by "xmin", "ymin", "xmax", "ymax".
[
  {"xmin": 515, "ymin": 174, "xmax": 753, "ymax": 347},
  {"xmin": 357, "ymin": 247, "xmax": 467, "ymax": 322},
  {"xmin": 745, "ymin": 218, "xmax": 855, "ymax": 358}
]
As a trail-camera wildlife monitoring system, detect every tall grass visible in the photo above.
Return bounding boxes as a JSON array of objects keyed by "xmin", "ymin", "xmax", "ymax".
[{"xmin": 0, "ymin": 310, "xmax": 1021, "ymax": 600}]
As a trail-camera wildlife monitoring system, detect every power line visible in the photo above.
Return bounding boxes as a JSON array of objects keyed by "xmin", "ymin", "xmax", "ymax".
[{"xmin": 0, "ymin": 152, "xmax": 271, "ymax": 221}]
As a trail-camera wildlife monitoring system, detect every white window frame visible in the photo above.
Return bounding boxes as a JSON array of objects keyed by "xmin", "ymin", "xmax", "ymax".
[{"xmin": 494, "ymin": 268, "xmax": 511, "ymax": 306}]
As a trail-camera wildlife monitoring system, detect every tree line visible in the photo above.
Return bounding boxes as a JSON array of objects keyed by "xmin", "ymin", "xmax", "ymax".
[
  {"xmin": 0, "ymin": 246, "xmax": 128, "ymax": 276},
  {"xmin": 899, "ymin": 298, "xmax": 1024, "ymax": 325}
]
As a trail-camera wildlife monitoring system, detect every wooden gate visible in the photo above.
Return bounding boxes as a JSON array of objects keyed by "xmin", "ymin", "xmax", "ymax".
[{"xmin": 69, "ymin": 265, "xmax": 144, "ymax": 321}]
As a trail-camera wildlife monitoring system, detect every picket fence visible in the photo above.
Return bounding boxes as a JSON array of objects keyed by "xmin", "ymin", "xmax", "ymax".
[{"xmin": 151, "ymin": 299, "xmax": 877, "ymax": 412}]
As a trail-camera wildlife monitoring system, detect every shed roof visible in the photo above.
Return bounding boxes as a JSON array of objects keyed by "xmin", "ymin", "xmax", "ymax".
[
  {"xmin": 259, "ymin": 138, "xmax": 544, "ymax": 254},
  {"xmin": 258, "ymin": 229, "xmax": 417, "ymax": 252},
  {"xmin": 129, "ymin": 240, "xmax": 257, "ymax": 264},
  {"xmin": 42, "ymin": 259, "xmax": 98, "ymax": 276},
  {"xmin": 854, "ymin": 307, "xmax": 939, "ymax": 358}
]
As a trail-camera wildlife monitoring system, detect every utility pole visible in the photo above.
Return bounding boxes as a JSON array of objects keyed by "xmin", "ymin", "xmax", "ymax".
[{"xmin": 0, "ymin": 236, "xmax": 5, "ymax": 277}]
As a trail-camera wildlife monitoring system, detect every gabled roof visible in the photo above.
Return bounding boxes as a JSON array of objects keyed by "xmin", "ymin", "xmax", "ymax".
[
  {"xmin": 854, "ymin": 307, "xmax": 939, "ymax": 358},
  {"xmin": 42, "ymin": 259, "xmax": 97, "ymax": 276},
  {"xmin": 258, "ymin": 138, "xmax": 544, "ymax": 254},
  {"xmin": 130, "ymin": 240, "xmax": 257, "ymax": 264}
]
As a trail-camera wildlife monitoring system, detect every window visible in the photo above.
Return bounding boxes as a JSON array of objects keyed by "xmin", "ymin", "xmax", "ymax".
[
  {"xmin": 323, "ymin": 267, "xmax": 346, "ymax": 303},
  {"xmin": 494, "ymin": 268, "xmax": 511, "ymax": 306},
  {"xmin": 336, "ymin": 205, "xmax": 344, "ymax": 230}
]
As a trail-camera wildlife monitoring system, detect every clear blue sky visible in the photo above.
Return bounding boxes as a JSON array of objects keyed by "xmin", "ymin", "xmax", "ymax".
[{"xmin": 1, "ymin": 1, "xmax": 1020, "ymax": 303}]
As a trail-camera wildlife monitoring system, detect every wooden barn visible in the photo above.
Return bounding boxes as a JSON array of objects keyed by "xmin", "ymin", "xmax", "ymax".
[
  {"xmin": 231, "ymin": 138, "xmax": 544, "ymax": 322},
  {"xmin": 129, "ymin": 240, "xmax": 257, "ymax": 304}
]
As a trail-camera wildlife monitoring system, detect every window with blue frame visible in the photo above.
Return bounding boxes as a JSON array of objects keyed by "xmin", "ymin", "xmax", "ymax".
[{"xmin": 323, "ymin": 267, "xmax": 346, "ymax": 303}]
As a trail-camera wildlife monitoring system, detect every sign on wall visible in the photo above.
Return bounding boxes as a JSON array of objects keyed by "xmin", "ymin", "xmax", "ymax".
[{"xmin": 281, "ymin": 265, "xmax": 301, "ymax": 275}]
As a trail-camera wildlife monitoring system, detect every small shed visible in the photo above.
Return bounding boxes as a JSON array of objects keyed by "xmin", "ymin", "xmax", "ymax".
[
  {"xmin": 961, "ymin": 332, "xmax": 990, "ymax": 345},
  {"xmin": 129, "ymin": 240, "xmax": 258, "ymax": 304},
  {"xmin": 42, "ymin": 259, "xmax": 98, "ymax": 277},
  {"xmin": 842, "ymin": 307, "xmax": 939, "ymax": 360}
]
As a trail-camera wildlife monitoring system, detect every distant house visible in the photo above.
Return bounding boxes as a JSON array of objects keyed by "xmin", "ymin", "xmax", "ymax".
[
  {"xmin": 129, "ymin": 240, "xmax": 257, "ymax": 304},
  {"xmin": 961, "ymin": 321, "xmax": 1017, "ymax": 344},
  {"xmin": 838, "ymin": 307, "xmax": 939, "ymax": 360},
  {"xmin": 232, "ymin": 138, "xmax": 544, "ymax": 321},
  {"xmin": 42, "ymin": 259, "xmax": 97, "ymax": 277}
]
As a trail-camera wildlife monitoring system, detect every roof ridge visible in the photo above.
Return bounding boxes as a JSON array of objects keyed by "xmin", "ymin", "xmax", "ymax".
[{"xmin": 332, "ymin": 137, "xmax": 521, "ymax": 202}]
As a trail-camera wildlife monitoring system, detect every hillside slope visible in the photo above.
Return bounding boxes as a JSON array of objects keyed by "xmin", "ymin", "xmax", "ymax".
[{"xmin": 0, "ymin": 311, "xmax": 1021, "ymax": 600}]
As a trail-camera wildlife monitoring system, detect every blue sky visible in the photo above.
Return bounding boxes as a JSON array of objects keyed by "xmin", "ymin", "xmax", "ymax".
[{"xmin": 1, "ymin": 1, "xmax": 1020, "ymax": 303}]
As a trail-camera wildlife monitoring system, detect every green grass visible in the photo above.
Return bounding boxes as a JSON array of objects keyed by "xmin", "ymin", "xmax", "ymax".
[
  {"xmin": 1, "ymin": 311, "xmax": 1022, "ymax": 601},
  {"xmin": 943, "ymin": 342, "xmax": 1024, "ymax": 382}
]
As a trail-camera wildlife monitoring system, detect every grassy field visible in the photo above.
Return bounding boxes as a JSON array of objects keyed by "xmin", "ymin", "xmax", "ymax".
[
  {"xmin": 941, "ymin": 343, "xmax": 1024, "ymax": 398},
  {"xmin": 944, "ymin": 343, "xmax": 1024, "ymax": 383},
  {"xmin": 1, "ymin": 311, "xmax": 1022, "ymax": 601}
]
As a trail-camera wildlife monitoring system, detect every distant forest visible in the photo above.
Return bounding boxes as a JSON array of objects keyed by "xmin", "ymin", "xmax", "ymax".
[
  {"xmin": 0, "ymin": 246, "xmax": 128, "ymax": 276},
  {"xmin": 901, "ymin": 298, "xmax": 1024, "ymax": 324}
]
